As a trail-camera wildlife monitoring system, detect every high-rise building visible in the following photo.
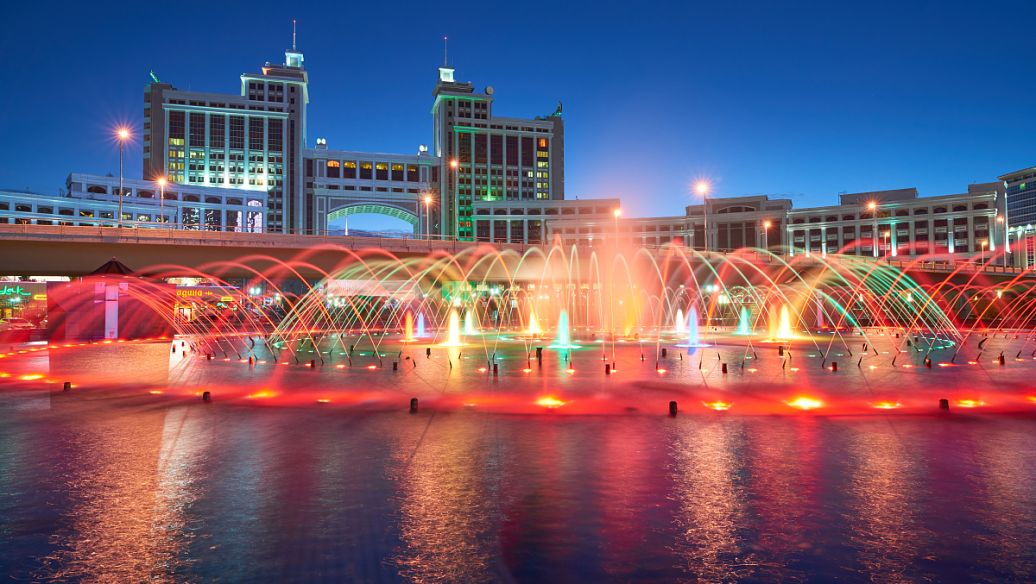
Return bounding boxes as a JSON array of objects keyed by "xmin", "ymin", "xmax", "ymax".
[
  {"xmin": 432, "ymin": 65, "xmax": 564, "ymax": 240},
  {"xmin": 1000, "ymin": 165, "xmax": 1036, "ymax": 266},
  {"xmin": 144, "ymin": 42, "xmax": 308, "ymax": 233}
]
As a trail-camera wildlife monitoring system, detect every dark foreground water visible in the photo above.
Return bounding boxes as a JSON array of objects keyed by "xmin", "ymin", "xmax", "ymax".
[{"xmin": 2, "ymin": 393, "xmax": 1036, "ymax": 582}]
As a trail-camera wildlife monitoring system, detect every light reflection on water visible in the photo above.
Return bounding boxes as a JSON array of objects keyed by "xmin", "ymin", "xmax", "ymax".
[{"xmin": 1, "ymin": 396, "xmax": 1036, "ymax": 582}]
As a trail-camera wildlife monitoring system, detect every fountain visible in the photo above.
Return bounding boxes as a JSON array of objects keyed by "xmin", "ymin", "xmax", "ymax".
[
  {"xmin": 769, "ymin": 304, "xmax": 793, "ymax": 340},
  {"xmin": 736, "ymin": 306, "xmax": 752, "ymax": 335},
  {"xmin": 528, "ymin": 310, "xmax": 542, "ymax": 338},
  {"xmin": 442, "ymin": 310, "xmax": 462, "ymax": 347},
  {"xmin": 549, "ymin": 309, "xmax": 578, "ymax": 349},
  {"xmin": 403, "ymin": 312, "xmax": 414, "ymax": 342},
  {"xmin": 12, "ymin": 234, "xmax": 1034, "ymax": 419},
  {"xmin": 675, "ymin": 306, "xmax": 709, "ymax": 352}
]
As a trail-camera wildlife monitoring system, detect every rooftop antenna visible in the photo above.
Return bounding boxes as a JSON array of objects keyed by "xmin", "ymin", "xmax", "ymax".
[
  {"xmin": 292, "ymin": 19, "xmax": 297, "ymax": 50},
  {"xmin": 443, "ymin": 35, "xmax": 448, "ymax": 67}
]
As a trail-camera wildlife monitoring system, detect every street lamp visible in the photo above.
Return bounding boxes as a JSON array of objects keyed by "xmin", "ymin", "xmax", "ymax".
[
  {"xmin": 156, "ymin": 176, "xmax": 167, "ymax": 228},
  {"xmin": 423, "ymin": 193, "xmax": 433, "ymax": 238},
  {"xmin": 762, "ymin": 220, "xmax": 772, "ymax": 250},
  {"xmin": 867, "ymin": 201, "xmax": 878, "ymax": 258},
  {"xmin": 448, "ymin": 159, "xmax": 459, "ymax": 241},
  {"xmin": 981, "ymin": 239, "xmax": 988, "ymax": 263},
  {"xmin": 613, "ymin": 208, "xmax": 621, "ymax": 247},
  {"xmin": 695, "ymin": 180, "xmax": 710, "ymax": 252},
  {"xmin": 116, "ymin": 127, "xmax": 131, "ymax": 227},
  {"xmin": 997, "ymin": 214, "xmax": 1007, "ymax": 267}
]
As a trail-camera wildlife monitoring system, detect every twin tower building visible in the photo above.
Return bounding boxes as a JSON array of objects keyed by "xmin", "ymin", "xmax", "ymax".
[{"xmin": 143, "ymin": 42, "xmax": 565, "ymax": 239}]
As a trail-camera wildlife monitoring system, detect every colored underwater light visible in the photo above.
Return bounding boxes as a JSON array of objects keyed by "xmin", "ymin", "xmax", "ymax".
[
  {"xmin": 316, "ymin": 398, "xmax": 330, "ymax": 404},
  {"xmin": 785, "ymin": 396, "xmax": 823, "ymax": 410},
  {"xmin": 535, "ymin": 396, "xmax": 567, "ymax": 409},
  {"xmin": 246, "ymin": 389, "xmax": 277, "ymax": 399}
]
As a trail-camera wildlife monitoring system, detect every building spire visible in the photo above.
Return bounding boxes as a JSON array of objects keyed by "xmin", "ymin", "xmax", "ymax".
[
  {"xmin": 292, "ymin": 19, "xmax": 297, "ymax": 51},
  {"xmin": 443, "ymin": 35, "xmax": 448, "ymax": 67}
]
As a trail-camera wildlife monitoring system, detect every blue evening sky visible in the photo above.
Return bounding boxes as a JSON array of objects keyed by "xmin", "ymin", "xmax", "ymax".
[{"xmin": 1, "ymin": 0, "xmax": 1033, "ymax": 220}]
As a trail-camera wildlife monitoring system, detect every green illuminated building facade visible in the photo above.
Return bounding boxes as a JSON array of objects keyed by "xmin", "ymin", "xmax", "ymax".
[{"xmin": 432, "ymin": 65, "xmax": 565, "ymax": 240}]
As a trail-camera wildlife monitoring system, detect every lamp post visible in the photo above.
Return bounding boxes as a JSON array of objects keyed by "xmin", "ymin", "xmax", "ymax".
[
  {"xmin": 449, "ymin": 158, "xmax": 459, "ymax": 241},
  {"xmin": 981, "ymin": 239, "xmax": 988, "ymax": 263},
  {"xmin": 423, "ymin": 194, "xmax": 433, "ymax": 238},
  {"xmin": 116, "ymin": 127, "xmax": 130, "ymax": 227},
  {"xmin": 997, "ymin": 214, "xmax": 1007, "ymax": 267},
  {"xmin": 695, "ymin": 180, "xmax": 710, "ymax": 252},
  {"xmin": 156, "ymin": 176, "xmax": 167, "ymax": 228},
  {"xmin": 867, "ymin": 201, "xmax": 878, "ymax": 258},
  {"xmin": 762, "ymin": 220, "xmax": 772, "ymax": 251},
  {"xmin": 613, "ymin": 208, "xmax": 621, "ymax": 248}
]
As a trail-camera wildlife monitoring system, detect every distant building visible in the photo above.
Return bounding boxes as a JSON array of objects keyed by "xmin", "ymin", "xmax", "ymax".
[
  {"xmin": 432, "ymin": 65, "xmax": 564, "ymax": 240},
  {"xmin": 0, "ymin": 174, "xmax": 266, "ymax": 231},
  {"xmin": 303, "ymin": 140, "xmax": 438, "ymax": 236},
  {"xmin": 999, "ymin": 166, "xmax": 1036, "ymax": 267},
  {"xmin": 144, "ymin": 43, "xmax": 307, "ymax": 233},
  {"xmin": 786, "ymin": 184, "xmax": 1005, "ymax": 258}
]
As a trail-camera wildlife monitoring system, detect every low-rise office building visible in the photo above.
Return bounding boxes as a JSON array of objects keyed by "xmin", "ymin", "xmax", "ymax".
[{"xmin": 0, "ymin": 174, "xmax": 266, "ymax": 231}]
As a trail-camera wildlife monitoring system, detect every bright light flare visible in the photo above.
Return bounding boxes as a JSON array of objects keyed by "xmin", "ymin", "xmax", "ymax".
[
  {"xmin": 535, "ymin": 396, "xmax": 567, "ymax": 409},
  {"xmin": 870, "ymin": 401, "xmax": 901, "ymax": 410},
  {"xmin": 703, "ymin": 401, "xmax": 733, "ymax": 411},
  {"xmin": 246, "ymin": 390, "xmax": 277, "ymax": 399},
  {"xmin": 694, "ymin": 180, "xmax": 710, "ymax": 196},
  {"xmin": 956, "ymin": 399, "xmax": 985, "ymax": 408},
  {"xmin": 18, "ymin": 374, "xmax": 44, "ymax": 381},
  {"xmin": 785, "ymin": 396, "xmax": 823, "ymax": 410}
]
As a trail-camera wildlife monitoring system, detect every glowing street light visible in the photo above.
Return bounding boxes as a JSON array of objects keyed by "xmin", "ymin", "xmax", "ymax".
[
  {"xmin": 423, "ymin": 193, "xmax": 433, "ymax": 238},
  {"xmin": 996, "ymin": 214, "xmax": 1008, "ymax": 267},
  {"xmin": 448, "ymin": 159, "xmax": 459, "ymax": 240},
  {"xmin": 115, "ymin": 127, "xmax": 131, "ymax": 227},
  {"xmin": 762, "ymin": 219, "xmax": 772, "ymax": 250},
  {"xmin": 867, "ymin": 201, "xmax": 878, "ymax": 258},
  {"xmin": 694, "ymin": 180, "xmax": 711, "ymax": 252},
  {"xmin": 156, "ymin": 176, "xmax": 167, "ymax": 227}
]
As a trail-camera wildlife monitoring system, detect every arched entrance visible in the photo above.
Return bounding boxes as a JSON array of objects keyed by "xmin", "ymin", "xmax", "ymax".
[{"xmin": 326, "ymin": 204, "xmax": 419, "ymax": 237}]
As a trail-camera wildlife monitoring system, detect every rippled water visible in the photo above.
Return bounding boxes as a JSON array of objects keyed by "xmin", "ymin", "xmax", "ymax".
[{"xmin": 3, "ymin": 393, "xmax": 1036, "ymax": 582}]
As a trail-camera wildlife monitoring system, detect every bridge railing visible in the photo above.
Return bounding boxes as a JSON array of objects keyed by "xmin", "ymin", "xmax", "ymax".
[{"xmin": 0, "ymin": 223, "xmax": 1031, "ymax": 276}]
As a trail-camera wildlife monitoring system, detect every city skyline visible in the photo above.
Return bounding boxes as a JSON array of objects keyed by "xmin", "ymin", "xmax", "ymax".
[{"xmin": 3, "ymin": 1, "xmax": 1034, "ymax": 220}]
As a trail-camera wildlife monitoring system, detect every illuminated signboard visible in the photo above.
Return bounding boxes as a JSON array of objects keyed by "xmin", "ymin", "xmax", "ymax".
[{"xmin": 0, "ymin": 285, "xmax": 32, "ymax": 297}]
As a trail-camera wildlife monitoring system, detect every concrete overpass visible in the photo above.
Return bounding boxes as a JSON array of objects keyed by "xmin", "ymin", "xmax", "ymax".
[
  {"xmin": 0, "ymin": 224, "xmax": 534, "ymax": 279},
  {"xmin": 0, "ymin": 224, "xmax": 1031, "ymax": 284}
]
